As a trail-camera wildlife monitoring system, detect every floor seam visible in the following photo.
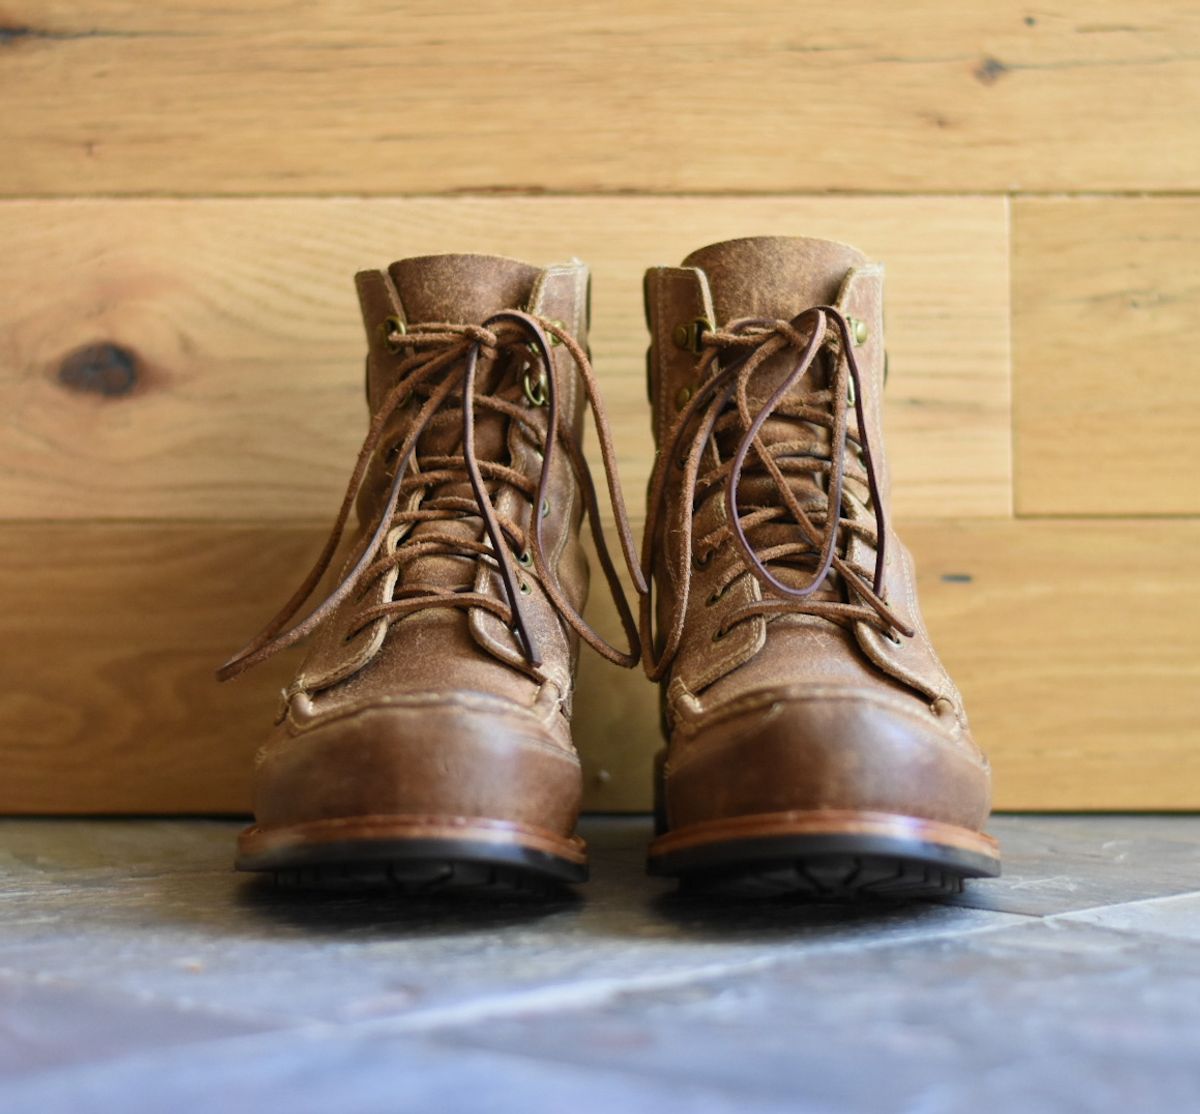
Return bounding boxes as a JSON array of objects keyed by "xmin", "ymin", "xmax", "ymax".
[
  {"xmin": 1042, "ymin": 888, "xmax": 1200, "ymax": 928},
  {"xmin": 334, "ymin": 914, "xmax": 1033, "ymax": 1038}
]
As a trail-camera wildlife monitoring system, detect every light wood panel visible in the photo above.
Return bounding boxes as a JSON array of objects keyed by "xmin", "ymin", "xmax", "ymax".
[
  {"xmin": 3, "ymin": 519, "xmax": 1195, "ymax": 813},
  {"xmin": 0, "ymin": 196, "xmax": 1011, "ymax": 522},
  {"xmin": 909, "ymin": 519, "xmax": 1200, "ymax": 811},
  {"xmin": 1013, "ymin": 197, "xmax": 1200, "ymax": 516},
  {"xmin": 2, "ymin": 3, "xmax": 1198, "ymax": 195},
  {"xmin": 0, "ymin": 524, "xmax": 308, "ymax": 813}
]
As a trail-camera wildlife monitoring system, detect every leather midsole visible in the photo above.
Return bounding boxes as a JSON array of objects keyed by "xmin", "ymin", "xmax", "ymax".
[
  {"xmin": 239, "ymin": 813, "xmax": 588, "ymax": 865},
  {"xmin": 648, "ymin": 808, "xmax": 999, "ymax": 860}
]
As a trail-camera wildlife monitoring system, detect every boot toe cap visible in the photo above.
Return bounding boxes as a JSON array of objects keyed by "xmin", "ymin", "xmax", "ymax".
[
  {"xmin": 252, "ymin": 693, "xmax": 583, "ymax": 836},
  {"xmin": 665, "ymin": 685, "xmax": 991, "ymax": 832}
]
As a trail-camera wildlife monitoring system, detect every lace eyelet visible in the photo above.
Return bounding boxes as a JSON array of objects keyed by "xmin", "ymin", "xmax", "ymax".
[
  {"xmin": 540, "ymin": 499, "xmax": 551, "ymax": 518},
  {"xmin": 706, "ymin": 585, "xmax": 727, "ymax": 606},
  {"xmin": 522, "ymin": 368, "xmax": 549, "ymax": 408},
  {"xmin": 672, "ymin": 318, "xmax": 712, "ymax": 355},
  {"xmin": 382, "ymin": 315, "xmax": 407, "ymax": 354},
  {"xmin": 711, "ymin": 628, "xmax": 727, "ymax": 643},
  {"xmin": 517, "ymin": 550, "xmax": 533, "ymax": 568},
  {"xmin": 882, "ymin": 629, "xmax": 903, "ymax": 646},
  {"xmin": 519, "ymin": 581, "xmax": 532, "ymax": 595},
  {"xmin": 543, "ymin": 318, "xmax": 566, "ymax": 347},
  {"xmin": 692, "ymin": 550, "xmax": 712, "ymax": 571}
]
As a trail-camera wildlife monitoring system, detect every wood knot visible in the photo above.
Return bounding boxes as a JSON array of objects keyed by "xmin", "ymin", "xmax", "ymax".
[
  {"xmin": 57, "ymin": 343, "xmax": 140, "ymax": 397},
  {"xmin": 974, "ymin": 55, "xmax": 1009, "ymax": 85}
]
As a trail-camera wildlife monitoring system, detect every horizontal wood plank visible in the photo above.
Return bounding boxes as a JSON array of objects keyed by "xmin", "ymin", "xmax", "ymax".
[
  {"xmin": 0, "ymin": 196, "xmax": 1011, "ymax": 522},
  {"xmin": 909, "ymin": 519, "xmax": 1200, "ymax": 810},
  {"xmin": 2, "ymin": 519, "xmax": 1195, "ymax": 813},
  {"xmin": 0, "ymin": 524, "xmax": 308, "ymax": 813},
  {"xmin": 1013, "ymin": 197, "xmax": 1200, "ymax": 515},
  {"xmin": 2, "ymin": 3, "xmax": 1198, "ymax": 195}
]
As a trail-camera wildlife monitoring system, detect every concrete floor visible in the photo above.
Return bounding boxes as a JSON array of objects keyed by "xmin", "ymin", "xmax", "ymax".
[{"xmin": 1, "ymin": 815, "xmax": 1198, "ymax": 1113}]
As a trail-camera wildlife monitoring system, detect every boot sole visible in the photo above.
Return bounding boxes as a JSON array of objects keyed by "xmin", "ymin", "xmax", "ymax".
[
  {"xmin": 647, "ymin": 809, "xmax": 1000, "ymax": 899},
  {"xmin": 236, "ymin": 815, "xmax": 588, "ymax": 893}
]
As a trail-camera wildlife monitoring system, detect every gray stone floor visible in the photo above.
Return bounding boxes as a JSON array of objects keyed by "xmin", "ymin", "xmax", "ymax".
[{"xmin": 1, "ymin": 816, "xmax": 1199, "ymax": 1113}]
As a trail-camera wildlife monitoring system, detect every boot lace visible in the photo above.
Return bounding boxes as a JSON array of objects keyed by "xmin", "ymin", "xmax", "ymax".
[
  {"xmin": 641, "ymin": 306, "xmax": 913, "ymax": 681},
  {"xmin": 218, "ymin": 312, "xmax": 645, "ymax": 682}
]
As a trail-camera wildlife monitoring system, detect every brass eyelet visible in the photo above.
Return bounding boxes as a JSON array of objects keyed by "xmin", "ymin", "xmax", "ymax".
[
  {"xmin": 382, "ymin": 315, "xmax": 408, "ymax": 353},
  {"xmin": 543, "ymin": 318, "xmax": 566, "ymax": 347},
  {"xmin": 522, "ymin": 367, "xmax": 549, "ymax": 407},
  {"xmin": 519, "ymin": 580, "xmax": 532, "ymax": 595},
  {"xmin": 672, "ymin": 318, "xmax": 713, "ymax": 355},
  {"xmin": 517, "ymin": 550, "xmax": 533, "ymax": 568},
  {"xmin": 540, "ymin": 498, "xmax": 551, "ymax": 518},
  {"xmin": 848, "ymin": 316, "xmax": 868, "ymax": 347},
  {"xmin": 674, "ymin": 384, "xmax": 694, "ymax": 412}
]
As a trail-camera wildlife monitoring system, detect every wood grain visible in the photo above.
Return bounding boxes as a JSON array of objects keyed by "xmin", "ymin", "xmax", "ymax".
[
  {"xmin": 0, "ymin": 523, "xmax": 308, "ymax": 813},
  {"xmin": 3, "ymin": 519, "xmax": 1195, "ymax": 813},
  {"xmin": 0, "ymin": 196, "xmax": 1011, "ymax": 522},
  {"xmin": 1, "ymin": 3, "xmax": 1197, "ymax": 196},
  {"xmin": 909, "ymin": 518, "xmax": 1200, "ymax": 811},
  {"xmin": 1013, "ymin": 197, "xmax": 1200, "ymax": 516}
]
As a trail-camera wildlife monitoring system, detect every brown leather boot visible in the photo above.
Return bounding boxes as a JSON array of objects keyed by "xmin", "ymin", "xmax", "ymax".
[
  {"xmin": 219, "ymin": 253, "xmax": 642, "ymax": 892},
  {"xmin": 641, "ymin": 237, "xmax": 1000, "ymax": 897}
]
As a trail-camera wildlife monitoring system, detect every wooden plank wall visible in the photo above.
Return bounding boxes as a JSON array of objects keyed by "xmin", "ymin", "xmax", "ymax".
[{"xmin": 1, "ymin": 2, "xmax": 1197, "ymax": 812}]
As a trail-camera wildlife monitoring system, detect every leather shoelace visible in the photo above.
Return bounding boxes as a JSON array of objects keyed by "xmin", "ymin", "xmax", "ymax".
[
  {"xmin": 218, "ymin": 312, "xmax": 645, "ymax": 683},
  {"xmin": 641, "ymin": 306, "xmax": 914, "ymax": 681}
]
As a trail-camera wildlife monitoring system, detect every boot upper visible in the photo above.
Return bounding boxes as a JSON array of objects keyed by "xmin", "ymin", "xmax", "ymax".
[
  {"xmin": 222, "ymin": 253, "xmax": 642, "ymax": 835},
  {"xmin": 642, "ymin": 237, "xmax": 990, "ymax": 829}
]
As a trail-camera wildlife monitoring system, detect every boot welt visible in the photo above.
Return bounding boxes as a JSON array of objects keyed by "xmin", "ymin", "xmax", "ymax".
[
  {"xmin": 647, "ymin": 809, "xmax": 1000, "ymax": 899},
  {"xmin": 236, "ymin": 814, "xmax": 588, "ymax": 891}
]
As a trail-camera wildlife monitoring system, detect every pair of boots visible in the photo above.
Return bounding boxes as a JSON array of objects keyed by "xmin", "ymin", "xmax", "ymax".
[{"xmin": 219, "ymin": 236, "xmax": 1000, "ymax": 899}]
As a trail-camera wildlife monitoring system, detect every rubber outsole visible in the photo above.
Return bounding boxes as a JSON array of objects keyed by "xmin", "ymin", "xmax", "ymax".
[
  {"xmin": 237, "ymin": 819, "xmax": 588, "ymax": 894},
  {"xmin": 648, "ymin": 813, "xmax": 1001, "ymax": 900},
  {"xmin": 264, "ymin": 856, "xmax": 578, "ymax": 896}
]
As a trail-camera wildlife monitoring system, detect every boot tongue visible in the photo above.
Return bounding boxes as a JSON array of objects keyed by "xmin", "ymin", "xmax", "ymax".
[
  {"xmin": 388, "ymin": 253, "xmax": 541, "ymax": 324},
  {"xmin": 383, "ymin": 254, "xmax": 544, "ymax": 594},
  {"xmin": 682, "ymin": 236, "xmax": 866, "ymax": 325},
  {"xmin": 683, "ymin": 237, "xmax": 868, "ymax": 601},
  {"xmin": 685, "ymin": 234, "xmax": 867, "ymax": 411}
]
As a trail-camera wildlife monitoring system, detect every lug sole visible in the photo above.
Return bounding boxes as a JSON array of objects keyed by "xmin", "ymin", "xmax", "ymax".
[
  {"xmin": 647, "ymin": 809, "xmax": 1000, "ymax": 899},
  {"xmin": 237, "ymin": 814, "xmax": 588, "ymax": 893}
]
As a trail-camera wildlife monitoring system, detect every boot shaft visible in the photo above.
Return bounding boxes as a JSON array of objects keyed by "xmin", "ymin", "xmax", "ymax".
[
  {"xmin": 644, "ymin": 235, "xmax": 889, "ymax": 501},
  {"xmin": 641, "ymin": 236, "xmax": 964, "ymax": 718}
]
